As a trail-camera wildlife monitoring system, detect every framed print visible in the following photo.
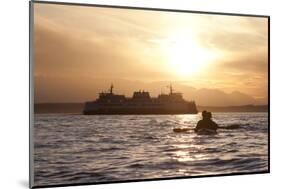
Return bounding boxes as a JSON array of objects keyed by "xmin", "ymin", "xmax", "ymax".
[{"xmin": 29, "ymin": 1, "xmax": 269, "ymax": 188}]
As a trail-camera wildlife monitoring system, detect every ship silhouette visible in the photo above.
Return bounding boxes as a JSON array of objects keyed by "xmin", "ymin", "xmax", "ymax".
[{"xmin": 83, "ymin": 84, "xmax": 198, "ymax": 115}]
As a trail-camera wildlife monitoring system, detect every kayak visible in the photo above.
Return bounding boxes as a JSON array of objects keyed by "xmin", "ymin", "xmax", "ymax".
[
  {"xmin": 196, "ymin": 129, "xmax": 217, "ymax": 135},
  {"xmin": 173, "ymin": 127, "xmax": 217, "ymax": 135}
]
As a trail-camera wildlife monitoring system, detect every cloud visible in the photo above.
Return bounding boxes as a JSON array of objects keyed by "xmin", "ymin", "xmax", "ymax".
[
  {"xmin": 34, "ymin": 15, "xmax": 166, "ymax": 79},
  {"xmin": 197, "ymin": 16, "xmax": 268, "ymax": 52}
]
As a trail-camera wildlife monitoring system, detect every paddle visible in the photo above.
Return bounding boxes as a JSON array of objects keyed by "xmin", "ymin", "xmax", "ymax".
[
  {"xmin": 173, "ymin": 124, "xmax": 240, "ymax": 132},
  {"xmin": 173, "ymin": 128, "xmax": 194, "ymax": 132}
]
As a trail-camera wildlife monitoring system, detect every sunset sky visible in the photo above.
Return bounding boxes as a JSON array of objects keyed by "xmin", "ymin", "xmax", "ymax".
[{"xmin": 33, "ymin": 3, "xmax": 268, "ymax": 106}]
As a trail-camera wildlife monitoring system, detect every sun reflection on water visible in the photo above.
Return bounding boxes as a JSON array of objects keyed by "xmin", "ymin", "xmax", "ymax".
[{"xmin": 169, "ymin": 143, "xmax": 208, "ymax": 163}]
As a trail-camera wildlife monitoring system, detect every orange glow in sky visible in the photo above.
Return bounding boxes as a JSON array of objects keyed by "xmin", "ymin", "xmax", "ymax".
[{"xmin": 33, "ymin": 3, "xmax": 268, "ymax": 106}]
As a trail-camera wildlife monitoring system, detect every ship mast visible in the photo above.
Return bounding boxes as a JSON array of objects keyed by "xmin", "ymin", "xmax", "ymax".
[
  {"xmin": 169, "ymin": 83, "xmax": 173, "ymax": 95},
  {"xmin": 110, "ymin": 83, "xmax": 114, "ymax": 94}
]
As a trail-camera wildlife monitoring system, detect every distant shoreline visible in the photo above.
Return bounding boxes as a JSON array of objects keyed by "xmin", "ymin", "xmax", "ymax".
[
  {"xmin": 34, "ymin": 103, "xmax": 268, "ymax": 114},
  {"xmin": 197, "ymin": 105, "xmax": 268, "ymax": 113}
]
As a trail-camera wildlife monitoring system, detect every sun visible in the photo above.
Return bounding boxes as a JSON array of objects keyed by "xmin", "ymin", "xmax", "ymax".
[{"xmin": 165, "ymin": 35, "xmax": 217, "ymax": 76}]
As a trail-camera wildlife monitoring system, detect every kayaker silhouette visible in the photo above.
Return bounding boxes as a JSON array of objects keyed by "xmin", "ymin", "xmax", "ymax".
[{"xmin": 195, "ymin": 111, "xmax": 218, "ymax": 132}]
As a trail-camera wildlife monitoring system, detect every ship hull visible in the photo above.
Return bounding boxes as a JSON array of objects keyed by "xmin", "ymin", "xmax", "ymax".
[
  {"xmin": 83, "ymin": 110, "xmax": 198, "ymax": 115},
  {"xmin": 83, "ymin": 103, "xmax": 198, "ymax": 115}
]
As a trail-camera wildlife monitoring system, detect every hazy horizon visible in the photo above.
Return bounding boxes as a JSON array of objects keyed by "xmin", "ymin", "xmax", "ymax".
[
  {"xmin": 34, "ymin": 79, "xmax": 268, "ymax": 106},
  {"xmin": 34, "ymin": 3, "xmax": 268, "ymax": 106}
]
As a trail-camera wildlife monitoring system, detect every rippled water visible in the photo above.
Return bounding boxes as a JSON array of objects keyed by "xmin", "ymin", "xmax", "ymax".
[{"xmin": 33, "ymin": 112, "xmax": 268, "ymax": 186}]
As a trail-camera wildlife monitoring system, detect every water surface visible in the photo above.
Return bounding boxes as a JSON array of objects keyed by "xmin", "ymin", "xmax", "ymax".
[{"xmin": 34, "ymin": 112, "xmax": 268, "ymax": 186}]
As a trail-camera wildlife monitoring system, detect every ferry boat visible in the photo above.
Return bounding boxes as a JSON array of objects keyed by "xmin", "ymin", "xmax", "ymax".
[{"xmin": 83, "ymin": 84, "xmax": 198, "ymax": 115}]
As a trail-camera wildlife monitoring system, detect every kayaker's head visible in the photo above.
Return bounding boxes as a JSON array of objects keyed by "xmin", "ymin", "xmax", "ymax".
[
  {"xmin": 206, "ymin": 112, "xmax": 212, "ymax": 119},
  {"xmin": 202, "ymin": 110, "xmax": 207, "ymax": 119}
]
